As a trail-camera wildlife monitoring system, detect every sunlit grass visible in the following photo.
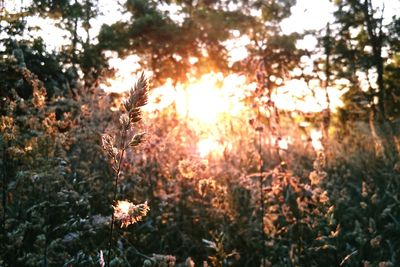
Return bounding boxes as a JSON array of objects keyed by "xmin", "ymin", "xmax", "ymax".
[{"xmin": 101, "ymin": 66, "xmax": 344, "ymax": 159}]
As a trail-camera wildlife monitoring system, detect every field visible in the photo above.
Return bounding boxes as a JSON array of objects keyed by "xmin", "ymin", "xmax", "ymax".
[{"xmin": 1, "ymin": 0, "xmax": 400, "ymax": 266}]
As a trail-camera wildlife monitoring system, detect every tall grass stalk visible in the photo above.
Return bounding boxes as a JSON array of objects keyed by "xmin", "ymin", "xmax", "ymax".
[
  {"xmin": 101, "ymin": 73, "xmax": 149, "ymax": 267},
  {"xmin": 106, "ymin": 134, "xmax": 127, "ymax": 267}
]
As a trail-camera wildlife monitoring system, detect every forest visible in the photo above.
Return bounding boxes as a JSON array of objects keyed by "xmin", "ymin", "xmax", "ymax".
[{"xmin": 1, "ymin": 0, "xmax": 400, "ymax": 266}]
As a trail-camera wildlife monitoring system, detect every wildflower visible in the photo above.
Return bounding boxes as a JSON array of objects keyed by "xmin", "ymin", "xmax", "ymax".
[
  {"xmin": 319, "ymin": 190, "xmax": 329, "ymax": 203},
  {"xmin": 198, "ymin": 178, "xmax": 216, "ymax": 196},
  {"xmin": 178, "ymin": 159, "xmax": 196, "ymax": 179},
  {"xmin": 309, "ymin": 171, "xmax": 320, "ymax": 185},
  {"xmin": 113, "ymin": 200, "xmax": 150, "ymax": 227}
]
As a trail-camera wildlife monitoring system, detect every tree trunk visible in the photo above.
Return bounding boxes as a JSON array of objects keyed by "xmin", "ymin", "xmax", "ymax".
[
  {"xmin": 323, "ymin": 23, "xmax": 332, "ymax": 144},
  {"xmin": 362, "ymin": 0, "xmax": 398, "ymax": 163}
]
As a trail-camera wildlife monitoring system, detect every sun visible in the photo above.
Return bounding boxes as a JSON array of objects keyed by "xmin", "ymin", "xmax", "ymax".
[
  {"xmin": 139, "ymin": 72, "xmax": 252, "ymax": 157},
  {"xmin": 102, "ymin": 61, "xmax": 344, "ymax": 157},
  {"xmin": 174, "ymin": 73, "xmax": 248, "ymax": 125},
  {"xmin": 165, "ymin": 72, "xmax": 250, "ymax": 157},
  {"xmin": 175, "ymin": 78, "xmax": 225, "ymax": 124}
]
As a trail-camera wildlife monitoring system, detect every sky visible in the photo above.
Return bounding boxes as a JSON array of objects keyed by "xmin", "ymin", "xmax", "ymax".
[
  {"xmin": 281, "ymin": 0, "xmax": 335, "ymax": 34},
  {"xmin": 4, "ymin": 0, "xmax": 400, "ymax": 53},
  {"xmin": 4, "ymin": 0, "xmax": 337, "ymax": 51}
]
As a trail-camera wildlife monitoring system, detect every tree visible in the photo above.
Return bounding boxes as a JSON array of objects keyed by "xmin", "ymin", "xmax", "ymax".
[
  {"xmin": 98, "ymin": 0, "xmax": 301, "ymax": 85},
  {"xmin": 329, "ymin": 0, "xmax": 399, "ymax": 162},
  {"xmin": 30, "ymin": 0, "xmax": 107, "ymax": 88}
]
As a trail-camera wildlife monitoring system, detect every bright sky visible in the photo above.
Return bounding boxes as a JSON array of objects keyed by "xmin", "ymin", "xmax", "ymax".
[
  {"xmin": 4, "ymin": 0, "xmax": 399, "ymax": 53},
  {"xmin": 0, "ymin": 0, "xmax": 335, "ymax": 51},
  {"xmin": 281, "ymin": 0, "xmax": 335, "ymax": 34}
]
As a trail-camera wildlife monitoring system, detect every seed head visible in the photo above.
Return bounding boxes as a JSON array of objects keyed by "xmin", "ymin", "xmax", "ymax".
[
  {"xmin": 129, "ymin": 132, "xmax": 146, "ymax": 147},
  {"xmin": 119, "ymin": 113, "xmax": 130, "ymax": 130},
  {"xmin": 102, "ymin": 134, "xmax": 115, "ymax": 158},
  {"xmin": 123, "ymin": 72, "xmax": 149, "ymax": 121},
  {"xmin": 113, "ymin": 200, "xmax": 150, "ymax": 227}
]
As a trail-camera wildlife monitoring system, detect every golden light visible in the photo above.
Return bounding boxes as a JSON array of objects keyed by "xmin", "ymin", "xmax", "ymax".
[
  {"xmin": 174, "ymin": 72, "xmax": 248, "ymax": 125},
  {"xmin": 142, "ymin": 72, "xmax": 250, "ymax": 124},
  {"xmin": 175, "ymin": 82, "xmax": 223, "ymax": 124},
  {"xmin": 142, "ymin": 72, "xmax": 251, "ymax": 158},
  {"xmin": 101, "ymin": 55, "xmax": 345, "ymax": 158},
  {"xmin": 173, "ymin": 73, "xmax": 249, "ymax": 157}
]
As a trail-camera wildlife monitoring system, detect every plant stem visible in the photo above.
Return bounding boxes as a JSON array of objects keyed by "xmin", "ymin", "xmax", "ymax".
[
  {"xmin": 106, "ymin": 131, "xmax": 127, "ymax": 267},
  {"xmin": 258, "ymin": 107, "xmax": 266, "ymax": 267},
  {"xmin": 2, "ymin": 142, "xmax": 7, "ymax": 249}
]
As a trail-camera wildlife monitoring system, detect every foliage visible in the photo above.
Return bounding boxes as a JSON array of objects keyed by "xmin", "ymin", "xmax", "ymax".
[
  {"xmin": 1, "ymin": 0, "xmax": 400, "ymax": 266},
  {"xmin": 98, "ymin": 0, "xmax": 300, "ymax": 86}
]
